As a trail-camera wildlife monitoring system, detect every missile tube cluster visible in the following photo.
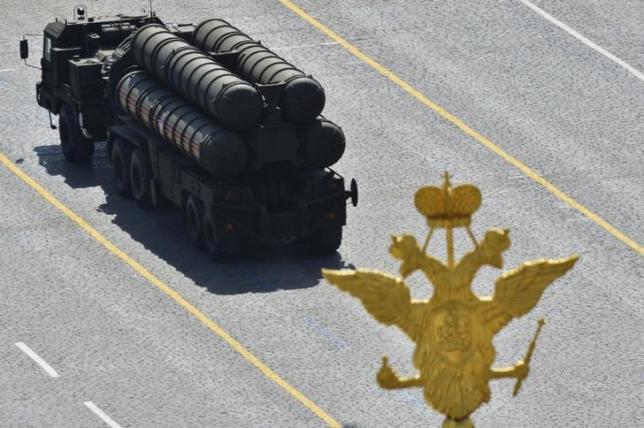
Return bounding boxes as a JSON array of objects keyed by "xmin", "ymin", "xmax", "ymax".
[
  {"xmin": 116, "ymin": 70, "xmax": 248, "ymax": 177},
  {"xmin": 192, "ymin": 18, "xmax": 326, "ymax": 126},
  {"xmin": 117, "ymin": 20, "xmax": 345, "ymax": 175},
  {"xmin": 131, "ymin": 24, "xmax": 262, "ymax": 131}
]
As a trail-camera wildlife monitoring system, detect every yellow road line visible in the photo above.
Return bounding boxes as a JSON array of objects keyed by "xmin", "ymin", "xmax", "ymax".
[
  {"xmin": 279, "ymin": 0, "xmax": 643, "ymax": 256},
  {"xmin": 0, "ymin": 152, "xmax": 341, "ymax": 428}
]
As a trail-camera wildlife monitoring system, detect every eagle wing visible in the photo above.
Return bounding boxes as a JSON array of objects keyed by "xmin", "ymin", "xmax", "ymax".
[
  {"xmin": 322, "ymin": 268, "xmax": 425, "ymax": 342},
  {"xmin": 480, "ymin": 256, "xmax": 578, "ymax": 335}
]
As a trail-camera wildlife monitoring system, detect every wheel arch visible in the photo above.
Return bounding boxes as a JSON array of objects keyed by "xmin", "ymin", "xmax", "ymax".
[{"xmin": 107, "ymin": 125, "xmax": 145, "ymax": 165}]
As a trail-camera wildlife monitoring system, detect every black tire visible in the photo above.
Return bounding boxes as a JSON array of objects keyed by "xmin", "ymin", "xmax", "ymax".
[
  {"xmin": 129, "ymin": 148, "xmax": 153, "ymax": 207},
  {"xmin": 111, "ymin": 139, "xmax": 134, "ymax": 196},
  {"xmin": 185, "ymin": 195, "xmax": 205, "ymax": 248},
  {"xmin": 59, "ymin": 104, "xmax": 94, "ymax": 163},
  {"xmin": 203, "ymin": 217, "xmax": 241, "ymax": 262},
  {"xmin": 300, "ymin": 224, "xmax": 343, "ymax": 254}
]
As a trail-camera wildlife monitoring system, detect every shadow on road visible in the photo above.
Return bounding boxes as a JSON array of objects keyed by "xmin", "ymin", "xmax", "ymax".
[{"xmin": 35, "ymin": 144, "xmax": 351, "ymax": 295}]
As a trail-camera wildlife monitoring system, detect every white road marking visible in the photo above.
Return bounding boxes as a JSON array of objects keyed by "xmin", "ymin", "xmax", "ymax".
[
  {"xmin": 83, "ymin": 401, "xmax": 124, "ymax": 428},
  {"xmin": 14, "ymin": 342, "xmax": 60, "ymax": 378},
  {"xmin": 0, "ymin": 69, "xmax": 15, "ymax": 73},
  {"xmin": 520, "ymin": 0, "xmax": 644, "ymax": 83}
]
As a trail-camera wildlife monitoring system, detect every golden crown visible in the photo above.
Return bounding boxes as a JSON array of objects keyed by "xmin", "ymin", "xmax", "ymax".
[{"xmin": 414, "ymin": 172, "xmax": 481, "ymax": 228}]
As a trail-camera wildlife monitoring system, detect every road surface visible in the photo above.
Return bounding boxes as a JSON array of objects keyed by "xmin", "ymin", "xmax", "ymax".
[{"xmin": 0, "ymin": 1, "xmax": 642, "ymax": 426}]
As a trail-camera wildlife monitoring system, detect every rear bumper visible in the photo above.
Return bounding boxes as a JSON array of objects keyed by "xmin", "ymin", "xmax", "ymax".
[
  {"xmin": 210, "ymin": 188, "xmax": 349, "ymax": 242},
  {"xmin": 263, "ymin": 190, "xmax": 348, "ymax": 240}
]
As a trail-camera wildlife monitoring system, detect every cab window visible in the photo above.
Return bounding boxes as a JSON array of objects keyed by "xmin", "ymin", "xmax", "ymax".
[{"xmin": 43, "ymin": 36, "xmax": 51, "ymax": 61}]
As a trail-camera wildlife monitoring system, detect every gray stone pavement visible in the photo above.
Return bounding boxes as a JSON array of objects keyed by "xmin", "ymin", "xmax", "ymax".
[{"xmin": 0, "ymin": 1, "xmax": 642, "ymax": 427}]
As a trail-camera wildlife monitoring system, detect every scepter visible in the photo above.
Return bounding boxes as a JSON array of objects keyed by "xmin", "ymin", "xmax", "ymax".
[{"xmin": 513, "ymin": 318, "xmax": 545, "ymax": 396}]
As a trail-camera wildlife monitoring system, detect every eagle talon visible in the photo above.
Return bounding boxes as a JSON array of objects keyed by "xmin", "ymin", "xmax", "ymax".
[
  {"xmin": 377, "ymin": 356, "xmax": 423, "ymax": 389},
  {"xmin": 513, "ymin": 360, "xmax": 529, "ymax": 381},
  {"xmin": 377, "ymin": 356, "xmax": 399, "ymax": 388}
]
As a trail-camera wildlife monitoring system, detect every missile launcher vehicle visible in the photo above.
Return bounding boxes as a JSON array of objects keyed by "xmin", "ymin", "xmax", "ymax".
[{"xmin": 22, "ymin": 6, "xmax": 358, "ymax": 260}]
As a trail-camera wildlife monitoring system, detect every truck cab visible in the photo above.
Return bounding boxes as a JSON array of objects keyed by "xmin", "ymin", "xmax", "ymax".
[{"xmin": 26, "ymin": 7, "xmax": 161, "ymax": 161}]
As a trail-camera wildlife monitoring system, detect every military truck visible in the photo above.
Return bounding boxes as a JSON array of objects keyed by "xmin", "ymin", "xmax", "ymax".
[{"xmin": 21, "ymin": 6, "xmax": 357, "ymax": 260}]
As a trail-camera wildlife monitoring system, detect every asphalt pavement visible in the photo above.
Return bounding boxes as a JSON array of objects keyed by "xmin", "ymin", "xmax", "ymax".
[{"xmin": 0, "ymin": 1, "xmax": 642, "ymax": 427}]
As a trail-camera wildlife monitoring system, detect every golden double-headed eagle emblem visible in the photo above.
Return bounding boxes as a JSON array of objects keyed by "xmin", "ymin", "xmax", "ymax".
[{"xmin": 323, "ymin": 173, "xmax": 577, "ymax": 427}]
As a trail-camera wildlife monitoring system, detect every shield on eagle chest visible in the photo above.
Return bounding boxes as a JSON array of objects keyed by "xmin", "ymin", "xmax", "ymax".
[{"xmin": 429, "ymin": 300, "xmax": 477, "ymax": 366}]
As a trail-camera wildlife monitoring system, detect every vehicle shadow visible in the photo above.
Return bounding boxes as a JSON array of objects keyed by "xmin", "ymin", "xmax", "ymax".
[{"xmin": 35, "ymin": 144, "xmax": 352, "ymax": 295}]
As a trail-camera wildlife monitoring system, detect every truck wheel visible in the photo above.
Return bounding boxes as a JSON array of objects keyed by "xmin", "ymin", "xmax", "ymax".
[
  {"xmin": 185, "ymin": 196, "xmax": 205, "ymax": 248},
  {"xmin": 300, "ymin": 224, "xmax": 343, "ymax": 254},
  {"xmin": 203, "ymin": 217, "xmax": 241, "ymax": 262},
  {"xmin": 129, "ymin": 148, "xmax": 153, "ymax": 208},
  {"xmin": 59, "ymin": 104, "xmax": 94, "ymax": 163},
  {"xmin": 111, "ymin": 139, "xmax": 133, "ymax": 196}
]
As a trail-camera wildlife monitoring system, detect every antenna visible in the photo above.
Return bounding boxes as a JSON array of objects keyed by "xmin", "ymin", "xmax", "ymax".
[{"xmin": 149, "ymin": 0, "xmax": 154, "ymax": 17}]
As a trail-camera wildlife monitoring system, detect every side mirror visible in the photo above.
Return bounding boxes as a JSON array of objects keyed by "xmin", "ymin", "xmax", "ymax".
[
  {"xmin": 349, "ymin": 178, "xmax": 358, "ymax": 207},
  {"xmin": 19, "ymin": 39, "xmax": 28, "ymax": 59}
]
